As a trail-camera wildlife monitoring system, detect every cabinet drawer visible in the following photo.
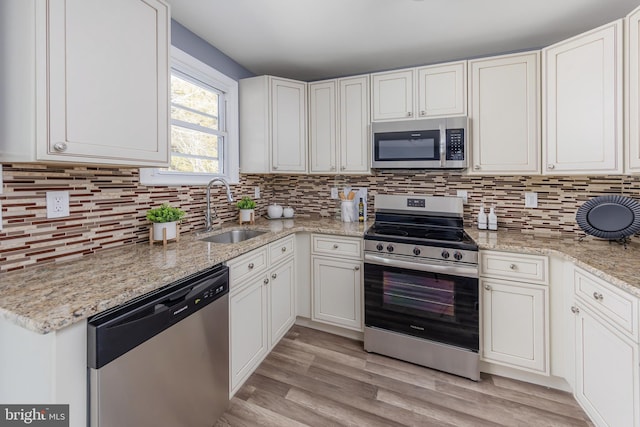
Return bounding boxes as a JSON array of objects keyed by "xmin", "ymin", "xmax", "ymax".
[
  {"xmin": 269, "ymin": 235, "xmax": 295, "ymax": 265},
  {"xmin": 480, "ymin": 251, "xmax": 548, "ymax": 284},
  {"xmin": 227, "ymin": 246, "xmax": 268, "ymax": 289},
  {"xmin": 574, "ymin": 267, "xmax": 638, "ymax": 339},
  {"xmin": 312, "ymin": 234, "xmax": 362, "ymax": 259}
]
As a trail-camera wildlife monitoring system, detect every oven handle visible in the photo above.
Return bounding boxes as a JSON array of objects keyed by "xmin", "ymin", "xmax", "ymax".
[{"xmin": 364, "ymin": 253, "xmax": 478, "ymax": 279}]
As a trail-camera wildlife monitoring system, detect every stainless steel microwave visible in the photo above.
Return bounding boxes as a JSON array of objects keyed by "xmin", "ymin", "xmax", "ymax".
[{"xmin": 371, "ymin": 117, "xmax": 468, "ymax": 169}]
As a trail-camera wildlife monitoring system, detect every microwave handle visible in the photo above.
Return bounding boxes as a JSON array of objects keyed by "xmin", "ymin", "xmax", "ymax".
[{"xmin": 439, "ymin": 124, "xmax": 446, "ymax": 167}]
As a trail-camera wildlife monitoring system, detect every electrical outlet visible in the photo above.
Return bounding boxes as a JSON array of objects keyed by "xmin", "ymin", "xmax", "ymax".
[
  {"xmin": 330, "ymin": 187, "xmax": 339, "ymax": 199},
  {"xmin": 0, "ymin": 200, "xmax": 3, "ymax": 231},
  {"xmin": 0, "ymin": 164, "xmax": 3, "ymax": 194},
  {"xmin": 456, "ymin": 190, "xmax": 468, "ymax": 204},
  {"xmin": 254, "ymin": 186, "xmax": 261, "ymax": 199},
  {"xmin": 525, "ymin": 192, "xmax": 538, "ymax": 208},
  {"xmin": 46, "ymin": 191, "xmax": 70, "ymax": 218}
]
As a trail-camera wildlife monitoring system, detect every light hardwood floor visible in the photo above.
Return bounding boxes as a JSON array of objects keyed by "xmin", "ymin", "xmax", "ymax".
[{"xmin": 217, "ymin": 325, "xmax": 592, "ymax": 426}]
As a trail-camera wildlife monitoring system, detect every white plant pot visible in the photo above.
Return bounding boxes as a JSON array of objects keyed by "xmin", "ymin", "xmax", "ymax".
[
  {"xmin": 239, "ymin": 209, "xmax": 254, "ymax": 222},
  {"xmin": 152, "ymin": 221, "xmax": 177, "ymax": 241}
]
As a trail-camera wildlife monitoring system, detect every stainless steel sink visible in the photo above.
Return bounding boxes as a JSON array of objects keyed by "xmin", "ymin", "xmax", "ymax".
[{"xmin": 200, "ymin": 229, "xmax": 267, "ymax": 244}]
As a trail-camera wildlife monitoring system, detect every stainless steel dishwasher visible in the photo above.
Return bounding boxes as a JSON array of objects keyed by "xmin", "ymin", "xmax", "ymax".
[{"xmin": 88, "ymin": 264, "xmax": 229, "ymax": 427}]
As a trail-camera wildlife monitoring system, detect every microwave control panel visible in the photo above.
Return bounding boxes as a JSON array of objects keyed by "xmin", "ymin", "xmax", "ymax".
[{"xmin": 445, "ymin": 129, "xmax": 465, "ymax": 161}]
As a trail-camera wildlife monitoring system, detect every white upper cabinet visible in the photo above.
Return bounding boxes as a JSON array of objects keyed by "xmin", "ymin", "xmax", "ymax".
[
  {"xmin": 417, "ymin": 61, "xmax": 467, "ymax": 118},
  {"xmin": 240, "ymin": 76, "xmax": 308, "ymax": 173},
  {"xmin": 469, "ymin": 52, "xmax": 540, "ymax": 175},
  {"xmin": 0, "ymin": 0, "xmax": 170, "ymax": 166},
  {"xmin": 627, "ymin": 6, "xmax": 640, "ymax": 173},
  {"xmin": 543, "ymin": 20, "xmax": 623, "ymax": 174},
  {"xmin": 309, "ymin": 76, "xmax": 370, "ymax": 174},
  {"xmin": 371, "ymin": 69, "xmax": 415, "ymax": 121}
]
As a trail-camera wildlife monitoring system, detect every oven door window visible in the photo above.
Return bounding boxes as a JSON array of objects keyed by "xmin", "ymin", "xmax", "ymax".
[
  {"xmin": 365, "ymin": 262, "xmax": 478, "ymax": 351},
  {"xmin": 373, "ymin": 130, "xmax": 440, "ymax": 162}
]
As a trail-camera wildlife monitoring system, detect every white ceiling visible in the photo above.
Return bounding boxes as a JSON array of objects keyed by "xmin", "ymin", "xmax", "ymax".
[{"xmin": 166, "ymin": 0, "xmax": 640, "ymax": 81}]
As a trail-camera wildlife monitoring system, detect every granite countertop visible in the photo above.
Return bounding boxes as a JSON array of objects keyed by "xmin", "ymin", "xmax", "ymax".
[{"xmin": 1, "ymin": 218, "xmax": 639, "ymax": 335}]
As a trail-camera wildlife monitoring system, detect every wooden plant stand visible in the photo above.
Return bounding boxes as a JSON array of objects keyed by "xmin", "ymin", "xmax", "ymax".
[{"xmin": 238, "ymin": 211, "xmax": 255, "ymax": 225}]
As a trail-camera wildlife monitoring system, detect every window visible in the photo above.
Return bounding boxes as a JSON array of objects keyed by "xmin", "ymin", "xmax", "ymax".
[{"xmin": 141, "ymin": 47, "xmax": 239, "ymax": 185}]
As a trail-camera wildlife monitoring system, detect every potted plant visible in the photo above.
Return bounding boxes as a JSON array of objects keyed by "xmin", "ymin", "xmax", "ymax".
[
  {"xmin": 236, "ymin": 196, "xmax": 257, "ymax": 223},
  {"xmin": 146, "ymin": 203, "xmax": 186, "ymax": 242}
]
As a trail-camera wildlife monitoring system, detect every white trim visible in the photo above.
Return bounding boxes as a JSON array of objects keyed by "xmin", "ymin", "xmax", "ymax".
[{"xmin": 140, "ymin": 46, "xmax": 240, "ymax": 186}]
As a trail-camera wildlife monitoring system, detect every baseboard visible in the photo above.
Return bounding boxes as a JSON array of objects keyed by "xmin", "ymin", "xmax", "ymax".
[
  {"xmin": 480, "ymin": 361, "xmax": 572, "ymax": 392},
  {"xmin": 294, "ymin": 317, "xmax": 364, "ymax": 341}
]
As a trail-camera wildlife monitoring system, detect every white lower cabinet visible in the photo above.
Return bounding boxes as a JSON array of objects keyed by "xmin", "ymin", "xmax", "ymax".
[
  {"xmin": 228, "ymin": 236, "xmax": 296, "ymax": 396},
  {"xmin": 481, "ymin": 277, "xmax": 549, "ymax": 374},
  {"xmin": 573, "ymin": 303, "xmax": 639, "ymax": 427},
  {"xmin": 480, "ymin": 251, "xmax": 550, "ymax": 375},
  {"xmin": 311, "ymin": 234, "xmax": 363, "ymax": 332}
]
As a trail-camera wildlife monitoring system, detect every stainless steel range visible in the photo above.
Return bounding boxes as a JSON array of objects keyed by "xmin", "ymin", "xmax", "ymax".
[{"xmin": 363, "ymin": 194, "xmax": 480, "ymax": 381}]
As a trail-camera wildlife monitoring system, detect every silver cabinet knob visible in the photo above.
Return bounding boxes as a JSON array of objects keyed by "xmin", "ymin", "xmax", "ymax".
[
  {"xmin": 272, "ymin": 165, "xmax": 278, "ymax": 170},
  {"xmin": 509, "ymin": 264, "xmax": 517, "ymax": 270},
  {"xmin": 354, "ymin": 266, "xmax": 360, "ymax": 271},
  {"xmin": 263, "ymin": 278, "xmax": 269, "ymax": 285},
  {"xmin": 271, "ymin": 273, "xmax": 277, "ymax": 279},
  {"xmin": 571, "ymin": 306, "xmax": 580, "ymax": 314},
  {"xmin": 593, "ymin": 292, "xmax": 604, "ymax": 301},
  {"xmin": 474, "ymin": 165, "xmax": 481, "ymax": 170},
  {"xmin": 547, "ymin": 164, "xmax": 555, "ymax": 169},
  {"xmin": 420, "ymin": 110, "xmax": 426, "ymax": 116},
  {"xmin": 333, "ymin": 244, "xmax": 339, "ymax": 249},
  {"xmin": 484, "ymin": 285, "xmax": 492, "ymax": 291},
  {"xmin": 248, "ymin": 263, "xmax": 254, "ymax": 270},
  {"xmin": 330, "ymin": 166, "xmax": 336, "ymax": 171},
  {"xmin": 407, "ymin": 111, "xmax": 413, "ymax": 117},
  {"xmin": 53, "ymin": 142, "xmax": 67, "ymax": 152},
  {"xmin": 281, "ymin": 247, "xmax": 287, "ymax": 252},
  {"xmin": 341, "ymin": 166, "xmax": 346, "ymax": 170}
]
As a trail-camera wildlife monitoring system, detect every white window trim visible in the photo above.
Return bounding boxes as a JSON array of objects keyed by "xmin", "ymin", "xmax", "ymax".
[{"xmin": 140, "ymin": 46, "xmax": 240, "ymax": 186}]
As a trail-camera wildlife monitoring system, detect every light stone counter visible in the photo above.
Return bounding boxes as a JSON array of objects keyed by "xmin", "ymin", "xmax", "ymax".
[
  {"xmin": 467, "ymin": 228, "xmax": 640, "ymax": 298},
  {"xmin": 0, "ymin": 217, "xmax": 368, "ymax": 334},
  {"xmin": 2, "ymin": 218, "xmax": 639, "ymax": 334}
]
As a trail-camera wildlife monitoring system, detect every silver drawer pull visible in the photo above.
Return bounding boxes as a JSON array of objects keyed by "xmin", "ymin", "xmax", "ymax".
[
  {"xmin": 333, "ymin": 244, "xmax": 339, "ymax": 249},
  {"xmin": 547, "ymin": 164, "xmax": 555, "ymax": 170},
  {"xmin": 53, "ymin": 142, "xmax": 67, "ymax": 152},
  {"xmin": 248, "ymin": 263, "xmax": 254, "ymax": 270},
  {"xmin": 354, "ymin": 266, "xmax": 360, "ymax": 271},
  {"xmin": 571, "ymin": 306, "xmax": 580, "ymax": 314},
  {"xmin": 484, "ymin": 285, "xmax": 492, "ymax": 291},
  {"xmin": 281, "ymin": 247, "xmax": 287, "ymax": 252},
  {"xmin": 263, "ymin": 278, "xmax": 269, "ymax": 285},
  {"xmin": 593, "ymin": 292, "xmax": 604, "ymax": 301},
  {"xmin": 271, "ymin": 273, "xmax": 277, "ymax": 279},
  {"xmin": 509, "ymin": 264, "xmax": 517, "ymax": 270}
]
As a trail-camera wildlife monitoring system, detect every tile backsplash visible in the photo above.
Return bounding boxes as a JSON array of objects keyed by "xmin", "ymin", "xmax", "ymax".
[{"xmin": 1, "ymin": 163, "xmax": 639, "ymax": 271}]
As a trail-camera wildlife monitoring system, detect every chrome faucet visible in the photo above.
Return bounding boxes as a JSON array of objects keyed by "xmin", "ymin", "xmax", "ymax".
[{"xmin": 205, "ymin": 178, "xmax": 234, "ymax": 231}]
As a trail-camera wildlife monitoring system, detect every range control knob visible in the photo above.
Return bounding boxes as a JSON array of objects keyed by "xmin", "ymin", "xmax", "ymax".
[
  {"xmin": 453, "ymin": 251, "xmax": 463, "ymax": 261},
  {"xmin": 441, "ymin": 250, "xmax": 450, "ymax": 259},
  {"xmin": 376, "ymin": 243, "xmax": 384, "ymax": 251},
  {"xmin": 413, "ymin": 247, "xmax": 421, "ymax": 256},
  {"xmin": 386, "ymin": 244, "xmax": 395, "ymax": 253}
]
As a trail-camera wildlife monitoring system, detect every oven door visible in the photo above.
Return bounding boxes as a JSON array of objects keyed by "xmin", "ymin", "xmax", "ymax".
[{"xmin": 364, "ymin": 253, "xmax": 479, "ymax": 351}]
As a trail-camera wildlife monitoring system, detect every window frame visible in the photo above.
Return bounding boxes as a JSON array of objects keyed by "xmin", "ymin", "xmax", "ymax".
[{"xmin": 140, "ymin": 46, "xmax": 239, "ymax": 185}]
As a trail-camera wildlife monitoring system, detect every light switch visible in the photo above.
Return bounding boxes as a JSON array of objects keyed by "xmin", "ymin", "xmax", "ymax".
[
  {"xmin": 456, "ymin": 190, "xmax": 468, "ymax": 204},
  {"xmin": 254, "ymin": 186, "xmax": 261, "ymax": 199},
  {"xmin": 330, "ymin": 187, "xmax": 339, "ymax": 199},
  {"xmin": 525, "ymin": 192, "xmax": 538, "ymax": 208}
]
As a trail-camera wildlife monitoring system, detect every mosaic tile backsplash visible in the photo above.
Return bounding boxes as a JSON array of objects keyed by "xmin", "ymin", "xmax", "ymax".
[{"xmin": 1, "ymin": 163, "xmax": 639, "ymax": 271}]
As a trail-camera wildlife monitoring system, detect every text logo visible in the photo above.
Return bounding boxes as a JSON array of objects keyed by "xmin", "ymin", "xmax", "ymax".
[{"xmin": 0, "ymin": 405, "xmax": 68, "ymax": 427}]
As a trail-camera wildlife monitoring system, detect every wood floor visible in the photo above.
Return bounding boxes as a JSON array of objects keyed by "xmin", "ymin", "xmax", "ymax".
[{"xmin": 216, "ymin": 325, "xmax": 593, "ymax": 427}]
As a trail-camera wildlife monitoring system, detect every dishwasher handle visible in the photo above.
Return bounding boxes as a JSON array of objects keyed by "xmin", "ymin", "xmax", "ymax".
[{"xmin": 88, "ymin": 265, "xmax": 229, "ymax": 369}]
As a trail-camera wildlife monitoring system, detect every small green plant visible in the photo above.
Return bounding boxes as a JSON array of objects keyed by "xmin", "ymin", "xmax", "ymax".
[
  {"xmin": 236, "ymin": 196, "xmax": 256, "ymax": 210},
  {"xmin": 146, "ymin": 203, "xmax": 186, "ymax": 223}
]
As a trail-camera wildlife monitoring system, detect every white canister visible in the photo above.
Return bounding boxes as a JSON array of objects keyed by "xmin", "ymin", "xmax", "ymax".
[
  {"xmin": 267, "ymin": 204, "xmax": 283, "ymax": 218},
  {"xmin": 283, "ymin": 207, "xmax": 294, "ymax": 218},
  {"xmin": 341, "ymin": 200, "xmax": 356, "ymax": 222}
]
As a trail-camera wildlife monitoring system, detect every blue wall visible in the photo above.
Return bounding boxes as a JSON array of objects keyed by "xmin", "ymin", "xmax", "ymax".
[{"xmin": 171, "ymin": 20, "xmax": 254, "ymax": 81}]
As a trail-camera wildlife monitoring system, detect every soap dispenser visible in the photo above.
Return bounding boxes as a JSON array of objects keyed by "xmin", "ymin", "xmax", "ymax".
[
  {"xmin": 488, "ymin": 206, "xmax": 498, "ymax": 231},
  {"xmin": 477, "ymin": 204, "xmax": 487, "ymax": 230}
]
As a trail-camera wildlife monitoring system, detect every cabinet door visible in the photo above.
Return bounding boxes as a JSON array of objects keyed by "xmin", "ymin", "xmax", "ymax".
[
  {"xmin": 309, "ymin": 80, "xmax": 338, "ymax": 173},
  {"xmin": 312, "ymin": 256, "xmax": 362, "ymax": 331},
  {"xmin": 627, "ymin": 6, "xmax": 640, "ymax": 172},
  {"xmin": 45, "ymin": 0, "xmax": 169, "ymax": 166},
  {"xmin": 229, "ymin": 277, "xmax": 268, "ymax": 394},
  {"xmin": 417, "ymin": 61, "xmax": 467, "ymax": 118},
  {"xmin": 543, "ymin": 20, "xmax": 623, "ymax": 174},
  {"xmin": 469, "ymin": 53, "xmax": 540, "ymax": 175},
  {"xmin": 481, "ymin": 278, "xmax": 549, "ymax": 374},
  {"xmin": 268, "ymin": 258, "xmax": 296, "ymax": 346},
  {"xmin": 574, "ymin": 304, "xmax": 640, "ymax": 427},
  {"xmin": 371, "ymin": 70, "xmax": 414, "ymax": 121},
  {"xmin": 339, "ymin": 76, "xmax": 370, "ymax": 174},
  {"xmin": 271, "ymin": 77, "xmax": 307, "ymax": 172}
]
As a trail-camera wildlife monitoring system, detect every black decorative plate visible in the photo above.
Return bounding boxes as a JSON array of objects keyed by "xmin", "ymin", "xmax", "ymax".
[{"xmin": 576, "ymin": 195, "xmax": 640, "ymax": 239}]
